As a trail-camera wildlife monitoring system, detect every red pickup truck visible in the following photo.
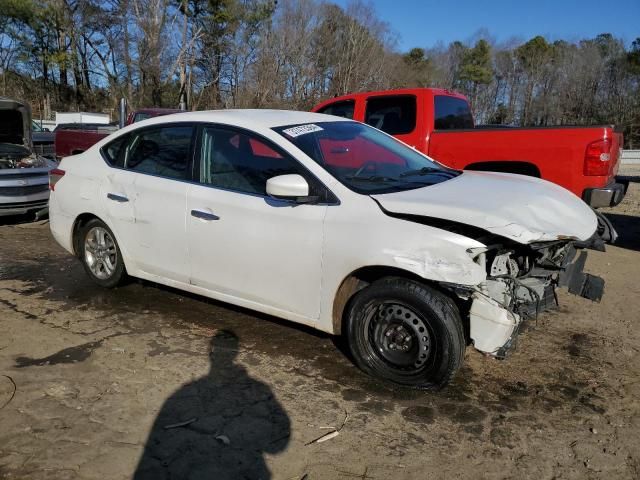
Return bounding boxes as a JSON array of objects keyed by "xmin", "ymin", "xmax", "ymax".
[
  {"xmin": 54, "ymin": 108, "xmax": 182, "ymax": 158},
  {"xmin": 312, "ymin": 88, "xmax": 627, "ymax": 212}
]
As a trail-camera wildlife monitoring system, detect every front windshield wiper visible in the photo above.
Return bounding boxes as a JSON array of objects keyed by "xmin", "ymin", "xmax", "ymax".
[
  {"xmin": 345, "ymin": 175, "xmax": 400, "ymax": 183},
  {"xmin": 399, "ymin": 167, "xmax": 456, "ymax": 178}
]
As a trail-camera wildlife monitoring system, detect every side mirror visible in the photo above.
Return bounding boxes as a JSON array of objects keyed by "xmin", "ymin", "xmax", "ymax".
[{"xmin": 266, "ymin": 174, "xmax": 317, "ymax": 204}]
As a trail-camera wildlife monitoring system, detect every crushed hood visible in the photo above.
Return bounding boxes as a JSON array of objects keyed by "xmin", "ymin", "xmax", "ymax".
[{"xmin": 371, "ymin": 170, "xmax": 597, "ymax": 244}]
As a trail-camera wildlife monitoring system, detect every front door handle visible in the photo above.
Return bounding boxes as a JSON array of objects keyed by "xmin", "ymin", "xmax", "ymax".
[
  {"xmin": 191, "ymin": 209, "xmax": 220, "ymax": 221},
  {"xmin": 107, "ymin": 193, "xmax": 129, "ymax": 203}
]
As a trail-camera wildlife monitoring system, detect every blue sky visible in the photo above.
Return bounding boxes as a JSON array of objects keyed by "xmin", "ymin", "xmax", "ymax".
[{"xmin": 332, "ymin": 0, "xmax": 640, "ymax": 50}]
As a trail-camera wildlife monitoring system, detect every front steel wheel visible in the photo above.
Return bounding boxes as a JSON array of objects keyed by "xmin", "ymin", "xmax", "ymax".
[
  {"xmin": 346, "ymin": 277, "xmax": 465, "ymax": 390},
  {"xmin": 79, "ymin": 219, "xmax": 127, "ymax": 288},
  {"xmin": 365, "ymin": 303, "xmax": 435, "ymax": 373}
]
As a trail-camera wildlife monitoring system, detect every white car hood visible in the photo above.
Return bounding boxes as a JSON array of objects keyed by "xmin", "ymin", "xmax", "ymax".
[{"xmin": 371, "ymin": 171, "xmax": 597, "ymax": 244}]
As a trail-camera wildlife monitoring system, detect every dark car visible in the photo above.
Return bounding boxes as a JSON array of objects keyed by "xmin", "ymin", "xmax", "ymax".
[
  {"xmin": 32, "ymin": 121, "xmax": 56, "ymax": 159},
  {"xmin": 0, "ymin": 97, "xmax": 56, "ymax": 218}
]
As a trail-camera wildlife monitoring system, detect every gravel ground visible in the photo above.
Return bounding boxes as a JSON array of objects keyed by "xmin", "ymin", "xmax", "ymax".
[{"xmin": 1, "ymin": 166, "xmax": 639, "ymax": 480}]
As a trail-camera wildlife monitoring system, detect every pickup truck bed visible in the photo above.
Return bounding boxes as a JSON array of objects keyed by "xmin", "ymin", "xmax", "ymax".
[{"xmin": 429, "ymin": 126, "xmax": 624, "ymax": 206}]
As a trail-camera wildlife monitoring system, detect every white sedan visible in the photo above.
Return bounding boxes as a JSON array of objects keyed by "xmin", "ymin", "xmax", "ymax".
[{"xmin": 49, "ymin": 110, "xmax": 603, "ymax": 389}]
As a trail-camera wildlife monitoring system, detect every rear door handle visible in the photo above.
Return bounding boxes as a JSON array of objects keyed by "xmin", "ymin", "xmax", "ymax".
[
  {"xmin": 191, "ymin": 209, "xmax": 220, "ymax": 221},
  {"xmin": 107, "ymin": 193, "xmax": 129, "ymax": 203}
]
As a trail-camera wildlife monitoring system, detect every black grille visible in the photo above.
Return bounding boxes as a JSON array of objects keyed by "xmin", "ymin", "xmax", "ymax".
[
  {"xmin": 0, "ymin": 171, "xmax": 48, "ymax": 179},
  {"xmin": 33, "ymin": 143, "xmax": 56, "ymax": 158},
  {"xmin": 0, "ymin": 184, "xmax": 49, "ymax": 196},
  {"xmin": 0, "ymin": 199, "xmax": 48, "ymax": 210}
]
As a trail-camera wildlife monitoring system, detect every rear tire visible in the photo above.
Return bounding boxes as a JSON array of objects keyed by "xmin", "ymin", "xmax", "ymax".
[
  {"xmin": 345, "ymin": 277, "xmax": 465, "ymax": 390},
  {"xmin": 78, "ymin": 218, "xmax": 127, "ymax": 288}
]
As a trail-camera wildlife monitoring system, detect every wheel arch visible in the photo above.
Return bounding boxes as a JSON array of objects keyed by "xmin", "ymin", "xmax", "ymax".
[
  {"xmin": 71, "ymin": 213, "xmax": 117, "ymax": 258},
  {"xmin": 331, "ymin": 265, "xmax": 457, "ymax": 336}
]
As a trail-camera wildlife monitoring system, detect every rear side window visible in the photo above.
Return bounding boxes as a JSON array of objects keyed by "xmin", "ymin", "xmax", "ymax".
[
  {"xmin": 434, "ymin": 96, "xmax": 474, "ymax": 130},
  {"xmin": 199, "ymin": 127, "xmax": 306, "ymax": 196},
  {"xmin": 101, "ymin": 134, "xmax": 129, "ymax": 168},
  {"xmin": 365, "ymin": 96, "xmax": 416, "ymax": 135},
  {"xmin": 317, "ymin": 100, "xmax": 355, "ymax": 119},
  {"xmin": 125, "ymin": 125, "xmax": 194, "ymax": 180}
]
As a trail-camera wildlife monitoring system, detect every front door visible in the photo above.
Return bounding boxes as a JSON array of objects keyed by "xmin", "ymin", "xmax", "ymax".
[{"xmin": 187, "ymin": 126, "xmax": 327, "ymax": 321}]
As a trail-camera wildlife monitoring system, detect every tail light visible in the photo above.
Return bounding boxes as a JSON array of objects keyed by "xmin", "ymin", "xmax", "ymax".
[
  {"xmin": 583, "ymin": 139, "xmax": 611, "ymax": 176},
  {"xmin": 49, "ymin": 168, "xmax": 65, "ymax": 191}
]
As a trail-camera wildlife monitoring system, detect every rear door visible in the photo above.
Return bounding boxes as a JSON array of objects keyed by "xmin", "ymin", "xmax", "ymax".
[
  {"xmin": 101, "ymin": 124, "xmax": 195, "ymax": 282},
  {"xmin": 186, "ymin": 125, "xmax": 327, "ymax": 320}
]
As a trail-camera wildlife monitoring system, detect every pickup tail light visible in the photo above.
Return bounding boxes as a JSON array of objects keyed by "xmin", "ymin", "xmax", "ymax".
[
  {"xmin": 583, "ymin": 139, "xmax": 611, "ymax": 176},
  {"xmin": 49, "ymin": 168, "xmax": 65, "ymax": 191}
]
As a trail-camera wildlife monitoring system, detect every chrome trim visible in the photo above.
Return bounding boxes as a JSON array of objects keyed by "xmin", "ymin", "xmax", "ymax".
[
  {"xmin": 107, "ymin": 193, "xmax": 129, "ymax": 203},
  {"xmin": 190, "ymin": 209, "xmax": 220, "ymax": 221}
]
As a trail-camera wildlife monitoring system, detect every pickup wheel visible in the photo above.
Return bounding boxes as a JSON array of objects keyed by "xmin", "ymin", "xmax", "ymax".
[
  {"xmin": 345, "ymin": 278, "xmax": 465, "ymax": 390},
  {"xmin": 78, "ymin": 218, "xmax": 127, "ymax": 288},
  {"xmin": 594, "ymin": 209, "xmax": 618, "ymax": 244}
]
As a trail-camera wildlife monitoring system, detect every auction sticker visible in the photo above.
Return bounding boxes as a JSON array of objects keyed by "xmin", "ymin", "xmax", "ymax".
[{"xmin": 282, "ymin": 124, "xmax": 324, "ymax": 138}]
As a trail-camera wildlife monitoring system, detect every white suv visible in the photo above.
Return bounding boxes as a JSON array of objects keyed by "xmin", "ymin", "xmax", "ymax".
[{"xmin": 49, "ymin": 110, "xmax": 604, "ymax": 389}]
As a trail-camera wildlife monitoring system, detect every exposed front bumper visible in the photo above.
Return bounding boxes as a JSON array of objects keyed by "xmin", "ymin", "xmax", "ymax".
[
  {"xmin": 583, "ymin": 179, "xmax": 628, "ymax": 208},
  {"xmin": 469, "ymin": 243, "xmax": 604, "ymax": 357}
]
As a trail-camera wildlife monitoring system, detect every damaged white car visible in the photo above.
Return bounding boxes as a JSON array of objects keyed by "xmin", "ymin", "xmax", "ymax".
[{"xmin": 49, "ymin": 111, "xmax": 605, "ymax": 389}]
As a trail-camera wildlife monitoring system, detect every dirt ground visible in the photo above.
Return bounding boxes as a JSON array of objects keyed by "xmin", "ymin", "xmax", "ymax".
[{"xmin": 1, "ymin": 166, "xmax": 639, "ymax": 480}]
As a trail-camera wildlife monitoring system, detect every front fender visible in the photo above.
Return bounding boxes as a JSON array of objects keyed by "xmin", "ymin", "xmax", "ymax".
[{"xmin": 318, "ymin": 205, "xmax": 487, "ymax": 333}]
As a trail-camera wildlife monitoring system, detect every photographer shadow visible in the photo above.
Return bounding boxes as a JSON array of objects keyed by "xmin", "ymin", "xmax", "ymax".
[{"xmin": 134, "ymin": 330, "xmax": 290, "ymax": 480}]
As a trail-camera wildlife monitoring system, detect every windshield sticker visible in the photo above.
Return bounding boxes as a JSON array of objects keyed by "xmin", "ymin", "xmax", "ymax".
[{"xmin": 282, "ymin": 124, "xmax": 324, "ymax": 138}]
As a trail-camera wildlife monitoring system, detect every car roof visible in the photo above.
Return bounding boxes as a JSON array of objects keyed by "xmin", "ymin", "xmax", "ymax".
[
  {"xmin": 131, "ymin": 109, "xmax": 351, "ymax": 130},
  {"xmin": 134, "ymin": 108, "xmax": 183, "ymax": 115}
]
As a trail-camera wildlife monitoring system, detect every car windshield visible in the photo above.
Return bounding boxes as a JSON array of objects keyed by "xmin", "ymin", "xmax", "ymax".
[{"xmin": 273, "ymin": 121, "xmax": 460, "ymax": 194}]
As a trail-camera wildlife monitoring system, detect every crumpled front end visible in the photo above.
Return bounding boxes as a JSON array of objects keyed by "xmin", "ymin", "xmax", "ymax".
[{"xmin": 457, "ymin": 239, "xmax": 604, "ymax": 357}]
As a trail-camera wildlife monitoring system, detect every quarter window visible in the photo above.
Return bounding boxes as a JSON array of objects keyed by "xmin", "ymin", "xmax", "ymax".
[
  {"xmin": 125, "ymin": 125, "xmax": 194, "ymax": 180},
  {"xmin": 199, "ymin": 127, "xmax": 306, "ymax": 196},
  {"xmin": 317, "ymin": 100, "xmax": 355, "ymax": 119},
  {"xmin": 365, "ymin": 96, "xmax": 416, "ymax": 135},
  {"xmin": 101, "ymin": 134, "xmax": 129, "ymax": 168}
]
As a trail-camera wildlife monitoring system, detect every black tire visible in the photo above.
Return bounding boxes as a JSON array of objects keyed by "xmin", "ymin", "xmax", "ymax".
[
  {"xmin": 593, "ymin": 209, "xmax": 618, "ymax": 244},
  {"xmin": 78, "ymin": 218, "xmax": 127, "ymax": 288},
  {"xmin": 345, "ymin": 277, "xmax": 465, "ymax": 390}
]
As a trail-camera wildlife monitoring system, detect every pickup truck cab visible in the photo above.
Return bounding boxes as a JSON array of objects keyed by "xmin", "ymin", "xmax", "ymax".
[{"xmin": 312, "ymin": 88, "xmax": 627, "ymax": 211}]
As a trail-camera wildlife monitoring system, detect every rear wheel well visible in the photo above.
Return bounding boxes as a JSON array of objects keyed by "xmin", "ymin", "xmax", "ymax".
[
  {"xmin": 464, "ymin": 161, "xmax": 541, "ymax": 178},
  {"xmin": 72, "ymin": 213, "xmax": 101, "ymax": 256},
  {"xmin": 332, "ymin": 266, "xmax": 455, "ymax": 336}
]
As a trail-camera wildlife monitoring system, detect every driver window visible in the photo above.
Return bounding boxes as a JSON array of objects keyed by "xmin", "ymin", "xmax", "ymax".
[
  {"xmin": 125, "ymin": 125, "xmax": 194, "ymax": 180},
  {"xmin": 199, "ymin": 127, "xmax": 306, "ymax": 196}
]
